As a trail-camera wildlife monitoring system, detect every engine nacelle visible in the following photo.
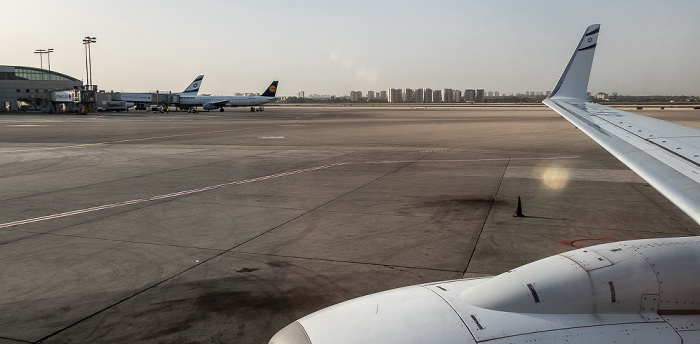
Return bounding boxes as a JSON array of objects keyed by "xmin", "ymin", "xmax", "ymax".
[
  {"xmin": 203, "ymin": 103, "xmax": 219, "ymax": 110},
  {"xmin": 270, "ymin": 237, "xmax": 700, "ymax": 344}
]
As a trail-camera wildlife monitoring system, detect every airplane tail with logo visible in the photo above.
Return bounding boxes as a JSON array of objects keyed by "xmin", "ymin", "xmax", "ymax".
[
  {"xmin": 261, "ymin": 81, "xmax": 279, "ymax": 97},
  {"xmin": 546, "ymin": 24, "xmax": 599, "ymax": 101},
  {"xmin": 181, "ymin": 75, "xmax": 204, "ymax": 94}
]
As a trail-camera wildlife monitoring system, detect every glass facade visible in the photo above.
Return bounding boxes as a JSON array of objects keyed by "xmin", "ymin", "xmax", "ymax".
[{"xmin": 0, "ymin": 67, "xmax": 78, "ymax": 82}]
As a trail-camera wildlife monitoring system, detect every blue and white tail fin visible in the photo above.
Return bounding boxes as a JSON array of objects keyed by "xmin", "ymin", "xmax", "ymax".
[
  {"xmin": 181, "ymin": 75, "xmax": 204, "ymax": 94},
  {"xmin": 547, "ymin": 24, "xmax": 600, "ymax": 101},
  {"xmin": 260, "ymin": 81, "xmax": 278, "ymax": 97}
]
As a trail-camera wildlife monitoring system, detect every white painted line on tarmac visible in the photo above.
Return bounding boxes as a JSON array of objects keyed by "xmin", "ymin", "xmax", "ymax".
[
  {"xmin": 0, "ymin": 156, "xmax": 577, "ymax": 229},
  {"xmin": 0, "ymin": 162, "xmax": 349, "ymax": 229}
]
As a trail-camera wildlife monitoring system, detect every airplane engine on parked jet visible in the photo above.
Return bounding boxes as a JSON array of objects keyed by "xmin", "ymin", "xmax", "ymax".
[{"xmin": 203, "ymin": 103, "xmax": 219, "ymax": 110}]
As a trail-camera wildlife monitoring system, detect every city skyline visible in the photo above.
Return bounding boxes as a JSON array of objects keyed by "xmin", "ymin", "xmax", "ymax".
[
  {"xmin": 304, "ymin": 88, "xmax": 544, "ymax": 98},
  {"xmin": 3, "ymin": 1, "xmax": 699, "ymax": 97}
]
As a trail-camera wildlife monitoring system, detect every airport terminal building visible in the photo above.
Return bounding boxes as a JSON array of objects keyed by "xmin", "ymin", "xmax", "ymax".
[{"xmin": 0, "ymin": 65, "xmax": 83, "ymax": 112}]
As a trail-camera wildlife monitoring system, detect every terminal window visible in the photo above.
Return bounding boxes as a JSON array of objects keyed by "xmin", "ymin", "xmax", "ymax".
[{"xmin": 13, "ymin": 68, "xmax": 77, "ymax": 82}]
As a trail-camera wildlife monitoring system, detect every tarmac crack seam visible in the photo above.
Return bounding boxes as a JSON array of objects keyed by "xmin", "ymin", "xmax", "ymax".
[
  {"xmin": 0, "ymin": 156, "xmax": 578, "ymax": 230},
  {"xmin": 0, "ymin": 335, "xmax": 31, "ymax": 344},
  {"xmin": 221, "ymin": 156, "xmax": 428, "ymax": 251},
  {"xmin": 462, "ymin": 157, "xmax": 512, "ymax": 276},
  {"xmin": 233, "ymin": 251, "xmax": 464, "ymax": 273}
]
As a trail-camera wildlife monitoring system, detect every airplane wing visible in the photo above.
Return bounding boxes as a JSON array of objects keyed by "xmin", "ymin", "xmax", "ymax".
[
  {"xmin": 543, "ymin": 24, "xmax": 700, "ymax": 224},
  {"xmin": 204, "ymin": 100, "xmax": 229, "ymax": 108}
]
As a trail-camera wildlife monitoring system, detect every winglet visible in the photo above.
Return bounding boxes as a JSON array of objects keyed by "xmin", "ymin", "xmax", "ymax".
[
  {"xmin": 182, "ymin": 75, "xmax": 204, "ymax": 94},
  {"xmin": 261, "ymin": 81, "xmax": 278, "ymax": 97},
  {"xmin": 547, "ymin": 24, "xmax": 600, "ymax": 100}
]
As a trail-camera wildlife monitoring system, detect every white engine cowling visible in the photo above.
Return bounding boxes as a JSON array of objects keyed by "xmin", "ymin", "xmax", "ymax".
[{"xmin": 270, "ymin": 237, "xmax": 700, "ymax": 344}]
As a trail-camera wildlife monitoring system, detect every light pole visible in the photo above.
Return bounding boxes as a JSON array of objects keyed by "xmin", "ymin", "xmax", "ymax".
[
  {"xmin": 82, "ymin": 36, "xmax": 96, "ymax": 87},
  {"xmin": 83, "ymin": 39, "xmax": 89, "ymax": 85},
  {"xmin": 46, "ymin": 48, "xmax": 54, "ymax": 70},
  {"xmin": 34, "ymin": 49, "xmax": 46, "ymax": 69}
]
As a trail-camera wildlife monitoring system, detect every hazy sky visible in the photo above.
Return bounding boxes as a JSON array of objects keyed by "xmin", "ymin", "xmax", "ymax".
[{"xmin": 3, "ymin": 1, "xmax": 699, "ymax": 96}]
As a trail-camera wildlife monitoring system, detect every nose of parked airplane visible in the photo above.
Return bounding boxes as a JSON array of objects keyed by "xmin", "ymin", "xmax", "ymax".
[{"xmin": 268, "ymin": 284, "xmax": 478, "ymax": 344}]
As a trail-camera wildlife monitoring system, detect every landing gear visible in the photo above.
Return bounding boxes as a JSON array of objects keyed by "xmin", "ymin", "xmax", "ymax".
[
  {"xmin": 219, "ymin": 107, "xmax": 224, "ymax": 112},
  {"xmin": 250, "ymin": 107, "xmax": 265, "ymax": 112}
]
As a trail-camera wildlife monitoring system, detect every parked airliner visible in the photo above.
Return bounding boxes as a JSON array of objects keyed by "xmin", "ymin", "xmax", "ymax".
[
  {"xmin": 178, "ymin": 81, "xmax": 279, "ymax": 113},
  {"xmin": 270, "ymin": 25, "xmax": 700, "ymax": 344}
]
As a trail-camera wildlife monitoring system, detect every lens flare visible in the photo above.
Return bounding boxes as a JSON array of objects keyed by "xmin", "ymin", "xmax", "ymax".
[{"xmin": 542, "ymin": 167, "xmax": 569, "ymax": 190}]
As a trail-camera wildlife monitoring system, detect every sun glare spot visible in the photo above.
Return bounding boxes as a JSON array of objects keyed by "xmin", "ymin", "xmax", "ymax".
[{"xmin": 542, "ymin": 167, "xmax": 569, "ymax": 190}]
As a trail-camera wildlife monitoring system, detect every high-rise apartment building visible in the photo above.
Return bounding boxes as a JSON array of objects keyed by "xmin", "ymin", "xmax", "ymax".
[
  {"xmin": 476, "ymin": 89, "xmax": 485, "ymax": 103},
  {"xmin": 464, "ymin": 89, "xmax": 476, "ymax": 102},
  {"xmin": 453, "ymin": 89, "xmax": 462, "ymax": 103},
  {"xmin": 414, "ymin": 88, "xmax": 424, "ymax": 103},
  {"xmin": 367, "ymin": 90, "xmax": 375, "ymax": 99},
  {"xmin": 424, "ymin": 88, "xmax": 433, "ymax": 103},
  {"xmin": 379, "ymin": 90, "xmax": 388, "ymax": 101},
  {"xmin": 403, "ymin": 88, "xmax": 414, "ymax": 103},
  {"xmin": 442, "ymin": 88, "xmax": 453, "ymax": 103},
  {"xmin": 388, "ymin": 88, "xmax": 403, "ymax": 103},
  {"xmin": 350, "ymin": 91, "xmax": 362, "ymax": 101},
  {"xmin": 433, "ymin": 89, "xmax": 442, "ymax": 103},
  {"xmin": 297, "ymin": 91, "xmax": 305, "ymax": 98}
]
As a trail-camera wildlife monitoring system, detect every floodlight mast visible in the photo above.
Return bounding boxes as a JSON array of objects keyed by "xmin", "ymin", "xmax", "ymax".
[
  {"xmin": 46, "ymin": 48, "xmax": 54, "ymax": 70},
  {"xmin": 34, "ymin": 49, "xmax": 45, "ymax": 69},
  {"xmin": 82, "ymin": 36, "xmax": 96, "ymax": 87},
  {"xmin": 34, "ymin": 48, "xmax": 55, "ymax": 70}
]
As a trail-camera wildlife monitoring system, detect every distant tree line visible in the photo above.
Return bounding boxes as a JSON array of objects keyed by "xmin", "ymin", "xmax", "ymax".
[{"xmin": 592, "ymin": 95, "xmax": 699, "ymax": 103}]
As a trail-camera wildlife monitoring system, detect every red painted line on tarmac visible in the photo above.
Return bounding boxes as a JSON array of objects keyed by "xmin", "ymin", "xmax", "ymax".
[
  {"xmin": 557, "ymin": 237, "xmax": 618, "ymax": 248},
  {"xmin": 0, "ymin": 156, "xmax": 576, "ymax": 229}
]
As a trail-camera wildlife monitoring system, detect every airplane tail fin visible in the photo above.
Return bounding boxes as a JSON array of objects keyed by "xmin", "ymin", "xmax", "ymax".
[
  {"xmin": 182, "ymin": 75, "xmax": 204, "ymax": 94},
  {"xmin": 261, "ymin": 81, "xmax": 279, "ymax": 97},
  {"xmin": 547, "ymin": 24, "xmax": 600, "ymax": 100}
]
